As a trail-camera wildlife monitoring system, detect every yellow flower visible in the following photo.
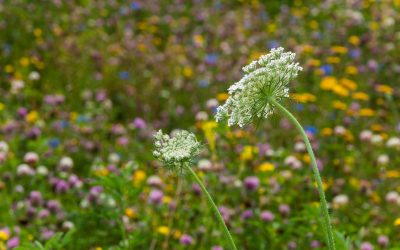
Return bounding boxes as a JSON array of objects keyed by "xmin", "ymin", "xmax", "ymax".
[
  {"xmin": 331, "ymin": 46, "xmax": 348, "ymax": 54},
  {"xmin": 257, "ymin": 162, "xmax": 275, "ymax": 172},
  {"xmin": 291, "ymin": 93, "xmax": 316, "ymax": 103},
  {"xmin": 352, "ymin": 92, "xmax": 369, "ymax": 101},
  {"xmin": 394, "ymin": 218, "xmax": 400, "ymax": 226},
  {"xmin": 132, "ymin": 170, "xmax": 146, "ymax": 186},
  {"xmin": 217, "ymin": 93, "xmax": 229, "ymax": 101},
  {"xmin": 26, "ymin": 111, "xmax": 39, "ymax": 123},
  {"xmin": 332, "ymin": 84, "xmax": 349, "ymax": 97},
  {"xmin": 359, "ymin": 108, "xmax": 375, "ymax": 117},
  {"xmin": 95, "ymin": 168, "xmax": 109, "ymax": 177},
  {"xmin": 0, "ymin": 231, "xmax": 9, "ymax": 241},
  {"xmin": 20, "ymin": 57, "xmax": 30, "ymax": 67},
  {"xmin": 320, "ymin": 77, "xmax": 338, "ymax": 91},
  {"xmin": 303, "ymin": 154, "xmax": 311, "ymax": 164},
  {"xmin": 376, "ymin": 85, "xmax": 393, "ymax": 95},
  {"xmin": 349, "ymin": 178, "xmax": 359, "ymax": 188},
  {"xmin": 95, "ymin": 247, "xmax": 103, "ymax": 250},
  {"xmin": 346, "ymin": 66, "xmax": 358, "ymax": 75},
  {"xmin": 308, "ymin": 20, "xmax": 319, "ymax": 29},
  {"xmin": 183, "ymin": 67, "xmax": 193, "ymax": 78},
  {"xmin": 173, "ymin": 230, "xmax": 182, "ymax": 239},
  {"xmin": 371, "ymin": 124, "xmax": 383, "ymax": 132},
  {"xmin": 348, "ymin": 36, "xmax": 360, "ymax": 46},
  {"xmin": 157, "ymin": 226, "xmax": 170, "ymax": 236},
  {"xmin": 4, "ymin": 65, "xmax": 14, "ymax": 73},
  {"xmin": 386, "ymin": 170, "xmax": 400, "ymax": 178},
  {"xmin": 267, "ymin": 23, "xmax": 276, "ymax": 33},
  {"xmin": 326, "ymin": 56, "xmax": 340, "ymax": 64},
  {"xmin": 0, "ymin": 103, "xmax": 4, "ymax": 111},
  {"xmin": 340, "ymin": 78, "xmax": 357, "ymax": 91},
  {"xmin": 308, "ymin": 59, "xmax": 320, "ymax": 67},
  {"xmin": 240, "ymin": 146, "xmax": 258, "ymax": 161},
  {"xmin": 321, "ymin": 128, "xmax": 333, "ymax": 136},
  {"xmin": 302, "ymin": 44, "xmax": 313, "ymax": 53},
  {"xmin": 332, "ymin": 101, "xmax": 347, "ymax": 110},
  {"xmin": 193, "ymin": 34, "xmax": 204, "ymax": 47},
  {"xmin": 163, "ymin": 196, "xmax": 172, "ymax": 204},
  {"xmin": 125, "ymin": 208, "xmax": 137, "ymax": 219},
  {"xmin": 202, "ymin": 121, "xmax": 217, "ymax": 154},
  {"xmin": 34, "ymin": 28, "xmax": 42, "ymax": 37}
]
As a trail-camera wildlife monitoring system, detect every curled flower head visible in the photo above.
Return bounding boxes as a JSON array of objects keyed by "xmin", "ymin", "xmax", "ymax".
[
  {"xmin": 153, "ymin": 130, "xmax": 201, "ymax": 172},
  {"xmin": 215, "ymin": 47, "xmax": 302, "ymax": 127}
]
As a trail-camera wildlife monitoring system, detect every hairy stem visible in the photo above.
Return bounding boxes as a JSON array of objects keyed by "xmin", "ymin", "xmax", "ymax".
[
  {"xmin": 270, "ymin": 98, "xmax": 335, "ymax": 250},
  {"xmin": 184, "ymin": 164, "xmax": 238, "ymax": 250}
]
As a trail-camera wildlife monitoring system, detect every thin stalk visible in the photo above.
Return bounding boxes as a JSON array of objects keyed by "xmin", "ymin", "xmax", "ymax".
[
  {"xmin": 184, "ymin": 164, "xmax": 238, "ymax": 250},
  {"xmin": 270, "ymin": 98, "xmax": 335, "ymax": 250}
]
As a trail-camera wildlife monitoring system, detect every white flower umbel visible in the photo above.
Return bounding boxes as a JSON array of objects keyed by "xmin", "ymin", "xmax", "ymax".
[
  {"xmin": 215, "ymin": 47, "xmax": 302, "ymax": 127},
  {"xmin": 153, "ymin": 130, "xmax": 238, "ymax": 249},
  {"xmin": 216, "ymin": 48, "xmax": 336, "ymax": 250},
  {"xmin": 153, "ymin": 130, "xmax": 201, "ymax": 172}
]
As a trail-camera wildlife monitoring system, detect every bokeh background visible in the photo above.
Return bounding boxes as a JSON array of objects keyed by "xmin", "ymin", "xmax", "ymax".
[{"xmin": 1, "ymin": 0, "xmax": 400, "ymax": 249}]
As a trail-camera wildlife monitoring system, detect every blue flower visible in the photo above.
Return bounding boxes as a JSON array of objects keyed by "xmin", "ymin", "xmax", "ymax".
[
  {"xmin": 320, "ymin": 65, "xmax": 333, "ymax": 75},
  {"xmin": 131, "ymin": 2, "xmax": 141, "ymax": 10},
  {"xmin": 267, "ymin": 40, "xmax": 280, "ymax": 49},
  {"xmin": 205, "ymin": 54, "xmax": 218, "ymax": 64},
  {"xmin": 199, "ymin": 79, "xmax": 209, "ymax": 88},
  {"xmin": 305, "ymin": 126, "xmax": 317, "ymax": 135},
  {"xmin": 48, "ymin": 138, "xmax": 60, "ymax": 148},
  {"xmin": 119, "ymin": 71, "xmax": 129, "ymax": 80},
  {"xmin": 295, "ymin": 103, "xmax": 304, "ymax": 111}
]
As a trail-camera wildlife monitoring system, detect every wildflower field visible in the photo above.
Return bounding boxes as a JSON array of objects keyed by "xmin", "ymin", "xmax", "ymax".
[{"xmin": 1, "ymin": 0, "xmax": 400, "ymax": 249}]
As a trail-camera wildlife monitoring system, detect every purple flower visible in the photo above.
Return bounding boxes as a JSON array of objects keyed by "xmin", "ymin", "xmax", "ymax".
[
  {"xmin": 7, "ymin": 236, "xmax": 19, "ymax": 249},
  {"xmin": 47, "ymin": 200, "xmax": 61, "ymax": 213},
  {"xmin": 378, "ymin": 235, "xmax": 389, "ymax": 247},
  {"xmin": 360, "ymin": 242, "xmax": 374, "ymax": 250},
  {"xmin": 180, "ymin": 234, "xmax": 194, "ymax": 245},
  {"xmin": 310, "ymin": 240, "xmax": 320, "ymax": 248},
  {"xmin": 211, "ymin": 246, "xmax": 224, "ymax": 250},
  {"xmin": 55, "ymin": 180, "xmax": 69, "ymax": 193},
  {"xmin": 244, "ymin": 176, "xmax": 260, "ymax": 191},
  {"xmin": 148, "ymin": 189, "xmax": 163, "ymax": 205},
  {"xmin": 241, "ymin": 209, "xmax": 253, "ymax": 220},
  {"xmin": 377, "ymin": 235, "xmax": 389, "ymax": 247},
  {"xmin": 132, "ymin": 118, "xmax": 146, "ymax": 129},
  {"xmin": 38, "ymin": 209, "xmax": 50, "ymax": 219},
  {"xmin": 29, "ymin": 191, "xmax": 43, "ymax": 206},
  {"xmin": 279, "ymin": 204, "xmax": 290, "ymax": 216},
  {"xmin": 41, "ymin": 229, "xmax": 55, "ymax": 240},
  {"xmin": 260, "ymin": 210, "xmax": 274, "ymax": 222}
]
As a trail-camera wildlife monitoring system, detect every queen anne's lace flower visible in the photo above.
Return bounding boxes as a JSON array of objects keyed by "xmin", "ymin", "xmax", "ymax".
[
  {"xmin": 215, "ymin": 47, "xmax": 303, "ymax": 127},
  {"xmin": 153, "ymin": 130, "xmax": 201, "ymax": 171}
]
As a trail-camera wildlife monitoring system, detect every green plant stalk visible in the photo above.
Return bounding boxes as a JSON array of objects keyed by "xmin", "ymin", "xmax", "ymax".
[
  {"xmin": 184, "ymin": 164, "xmax": 238, "ymax": 250},
  {"xmin": 270, "ymin": 98, "xmax": 335, "ymax": 250}
]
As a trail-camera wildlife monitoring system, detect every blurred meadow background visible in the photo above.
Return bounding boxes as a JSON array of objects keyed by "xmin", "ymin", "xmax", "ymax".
[{"xmin": 1, "ymin": 0, "xmax": 400, "ymax": 249}]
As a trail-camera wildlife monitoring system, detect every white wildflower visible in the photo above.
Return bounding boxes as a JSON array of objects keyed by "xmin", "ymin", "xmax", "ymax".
[
  {"xmin": 153, "ymin": 130, "xmax": 201, "ymax": 172},
  {"xmin": 215, "ymin": 47, "xmax": 302, "ymax": 127}
]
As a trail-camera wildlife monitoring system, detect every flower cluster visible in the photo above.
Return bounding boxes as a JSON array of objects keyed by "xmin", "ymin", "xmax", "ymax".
[
  {"xmin": 153, "ymin": 130, "xmax": 201, "ymax": 172},
  {"xmin": 216, "ymin": 47, "xmax": 303, "ymax": 127}
]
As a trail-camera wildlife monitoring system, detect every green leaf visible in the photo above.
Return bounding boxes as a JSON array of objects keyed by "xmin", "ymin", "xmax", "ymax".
[{"xmin": 334, "ymin": 230, "xmax": 351, "ymax": 250}]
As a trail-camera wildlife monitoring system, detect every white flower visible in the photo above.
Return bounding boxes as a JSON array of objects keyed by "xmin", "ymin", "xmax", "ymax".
[
  {"xmin": 333, "ymin": 194, "xmax": 349, "ymax": 208},
  {"xmin": 215, "ymin": 47, "xmax": 302, "ymax": 127},
  {"xmin": 28, "ymin": 71, "xmax": 40, "ymax": 81},
  {"xmin": 153, "ymin": 130, "xmax": 201, "ymax": 171},
  {"xmin": 386, "ymin": 137, "xmax": 400, "ymax": 149}
]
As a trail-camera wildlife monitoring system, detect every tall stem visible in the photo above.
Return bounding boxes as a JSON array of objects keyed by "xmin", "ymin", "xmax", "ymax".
[
  {"xmin": 184, "ymin": 164, "xmax": 238, "ymax": 250},
  {"xmin": 270, "ymin": 98, "xmax": 335, "ymax": 250}
]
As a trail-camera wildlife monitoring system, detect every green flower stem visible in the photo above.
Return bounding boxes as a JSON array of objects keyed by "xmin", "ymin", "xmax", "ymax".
[
  {"xmin": 270, "ymin": 98, "xmax": 335, "ymax": 250},
  {"xmin": 184, "ymin": 164, "xmax": 238, "ymax": 250}
]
